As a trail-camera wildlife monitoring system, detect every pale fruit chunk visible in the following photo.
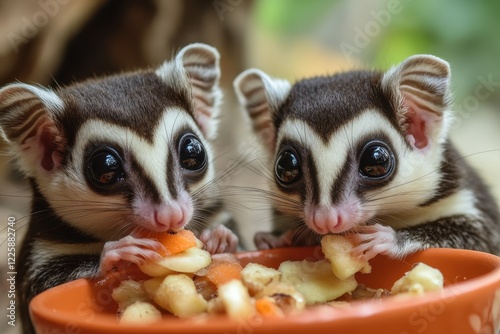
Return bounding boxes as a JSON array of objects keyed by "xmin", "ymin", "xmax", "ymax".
[
  {"xmin": 279, "ymin": 259, "xmax": 358, "ymax": 304},
  {"xmin": 138, "ymin": 261, "xmax": 177, "ymax": 277},
  {"xmin": 255, "ymin": 282, "xmax": 306, "ymax": 313},
  {"xmin": 112, "ymin": 280, "xmax": 147, "ymax": 309},
  {"xmin": 142, "ymin": 277, "xmax": 163, "ymax": 300},
  {"xmin": 206, "ymin": 296, "xmax": 225, "ymax": 315},
  {"xmin": 154, "ymin": 274, "xmax": 208, "ymax": 317},
  {"xmin": 321, "ymin": 235, "xmax": 371, "ymax": 280},
  {"xmin": 218, "ymin": 279, "xmax": 255, "ymax": 320},
  {"xmin": 120, "ymin": 301, "xmax": 162, "ymax": 324},
  {"xmin": 157, "ymin": 247, "xmax": 211, "ymax": 272},
  {"xmin": 241, "ymin": 262, "xmax": 281, "ymax": 296},
  {"xmin": 391, "ymin": 262, "xmax": 444, "ymax": 295}
]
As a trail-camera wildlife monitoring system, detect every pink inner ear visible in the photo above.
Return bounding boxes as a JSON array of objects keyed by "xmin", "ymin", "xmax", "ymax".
[
  {"xmin": 401, "ymin": 93, "xmax": 444, "ymax": 151},
  {"xmin": 40, "ymin": 126, "xmax": 58, "ymax": 171},
  {"xmin": 405, "ymin": 106, "xmax": 428, "ymax": 149},
  {"xmin": 22, "ymin": 120, "xmax": 62, "ymax": 173}
]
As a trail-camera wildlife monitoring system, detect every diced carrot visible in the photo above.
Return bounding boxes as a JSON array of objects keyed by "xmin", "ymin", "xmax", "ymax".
[
  {"xmin": 141, "ymin": 230, "xmax": 198, "ymax": 256},
  {"xmin": 204, "ymin": 257, "xmax": 243, "ymax": 287},
  {"xmin": 255, "ymin": 297, "xmax": 284, "ymax": 318}
]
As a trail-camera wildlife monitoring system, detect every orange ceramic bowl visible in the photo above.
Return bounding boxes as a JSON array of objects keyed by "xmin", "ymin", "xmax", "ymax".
[{"xmin": 30, "ymin": 247, "xmax": 500, "ymax": 334}]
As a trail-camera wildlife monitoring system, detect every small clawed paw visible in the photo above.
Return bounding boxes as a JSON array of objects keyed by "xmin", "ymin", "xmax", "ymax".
[
  {"xmin": 349, "ymin": 224, "xmax": 397, "ymax": 260},
  {"xmin": 100, "ymin": 236, "xmax": 164, "ymax": 275},
  {"xmin": 200, "ymin": 225, "xmax": 239, "ymax": 254}
]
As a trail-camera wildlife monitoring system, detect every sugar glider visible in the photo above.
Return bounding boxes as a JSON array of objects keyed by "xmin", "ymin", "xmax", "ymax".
[
  {"xmin": 0, "ymin": 43, "xmax": 238, "ymax": 333},
  {"xmin": 234, "ymin": 55, "xmax": 500, "ymax": 259}
]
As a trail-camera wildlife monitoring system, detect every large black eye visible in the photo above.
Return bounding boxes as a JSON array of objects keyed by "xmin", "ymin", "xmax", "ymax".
[
  {"xmin": 179, "ymin": 134, "xmax": 207, "ymax": 171},
  {"xmin": 275, "ymin": 151, "xmax": 302, "ymax": 185},
  {"xmin": 87, "ymin": 148, "xmax": 125, "ymax": 188},
  {"xmin": 359, "ymin": 142, "xmax": 394, "ymax": 179}
]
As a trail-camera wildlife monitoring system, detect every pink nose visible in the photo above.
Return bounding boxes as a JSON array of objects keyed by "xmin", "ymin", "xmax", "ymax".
[
  {"xmin": 311, "ymin": 206, "xmax": 343, "ymax": 234},
  {"xmin": 154, "ymin": 203, "xmax": 185, "ymax": 231}
]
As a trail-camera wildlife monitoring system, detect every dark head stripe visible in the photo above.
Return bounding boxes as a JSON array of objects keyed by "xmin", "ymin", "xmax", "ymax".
[
  {"xmin": 58, "ymin": 71, "xmax": 193, "ymax": 149},
  {"xmin": 166, "ymin": 146, "xmax": 179, "ymax": 199},
  {"xmin": 330, "ymin": 159, "xmax": 352, "ymax": 205},
  {"xmin": 129, "ymin": 154, "xmax": 162, "ymax": 204},
  {"xmin": 274, "ymin": 71, "xmax": 399, "ymax": 144}
]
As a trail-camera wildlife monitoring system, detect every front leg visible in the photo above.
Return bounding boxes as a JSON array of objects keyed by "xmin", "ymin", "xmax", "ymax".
[
  {"xmin": 100, "ymin": 236, "xmax": 166, "ymax": 275},
  {"xmin": 349, "ymin": 216, "xmax": 497, "ymax": 260},
  {"xmin": 349, "ymin": 224, "xmax": 404, "ymax": 260},
  {"xmin": 198, "ymin": 224, "xmax": 239, "ymax": 254}
]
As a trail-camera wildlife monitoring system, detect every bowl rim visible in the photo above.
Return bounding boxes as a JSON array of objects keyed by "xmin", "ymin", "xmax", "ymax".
[{"xmin": 30, "ymin": 247, "xmax": 500, "ymax": 332}]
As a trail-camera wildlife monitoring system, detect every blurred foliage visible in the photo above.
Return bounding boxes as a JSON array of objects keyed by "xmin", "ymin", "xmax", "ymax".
[
  {"xmin": 371, "ymin": 0, "xmax": 500, "ymax": 103},
  {"xmin": 253, "ymin": 0, "xmax": 500, "ymax": 104},
  {"xmin": 254, "ymin": 0, "xmax": 337, "ymax": 35}
]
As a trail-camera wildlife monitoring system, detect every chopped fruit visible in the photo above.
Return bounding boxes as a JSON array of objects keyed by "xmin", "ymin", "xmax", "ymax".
[
  {"xmin": 241, "ymin": 262, "xmax": 281, "ymax": 296},
  {"xmin": 155, "ymin": 247, "xmax": 212, "ymax": 273},
  {"xmin": 154, "ymin": 274, "xmax": 208, "ymax": 317},
  {"xmin": 111, "ymin": 234, "xmax": 445, "ymax": 323},
  {"xmin": 217, "ymin": 279, "xmax": 254, "ymax": 320},
  {"xmin": 279, "ymin": 259, "xmax": 358, "ymax": 304},
  {"xmin": 204, "ymin": 255, "xmax": 243, "ymax": 287},
  {"xmin": 141, "ymin": 230, "xmax": 199, "ymax": 256},
  {"xmin": 321, "ymin": 235, "xmax": 371, "ymax": 280},
  {"xmin": 142, "ymin": 277, "xmax": 163, "ymax": 300},
  {"xmin": 111, "ymin": 280, "xmax": 147, "ymax": 309},
  {"xmin": 255, "ymin": 297, "xmax": 284, "ymax": 318},
  {"xmin": 391, "ymin": 262, "xmax": 444, "ymax": 295},
  {"xmin": 255, "ymin": 282, "xmax": 305, "ymax": 313},
  {"xmin": 120, "ymin": 301, "xmax": 162, "ymax": 324}
]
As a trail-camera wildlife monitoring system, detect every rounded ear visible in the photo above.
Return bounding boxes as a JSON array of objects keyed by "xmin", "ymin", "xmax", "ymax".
[
  {"xmin": 0, "ymin": 83, "xmax": 65, "ymax": 177},
  {"xmin": 156, "ymin": 43, "xmax": 222, "ymax": 141},
  {"xmin": 381, "ymin": 55, "xmax": 452, "ymax": 150},
  {"xmin": 233, "ymin": 69, "xmax": 291, "ymax": 153}
]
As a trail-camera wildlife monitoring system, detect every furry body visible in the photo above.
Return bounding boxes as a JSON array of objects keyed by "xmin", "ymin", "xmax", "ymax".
[
  {"xmin": 0, "ymin": 44, "xmax": 238, "ymax": 333},
  {"xmin": 234, "ymin": 55, "xmax": 500, "ymax": 258}
]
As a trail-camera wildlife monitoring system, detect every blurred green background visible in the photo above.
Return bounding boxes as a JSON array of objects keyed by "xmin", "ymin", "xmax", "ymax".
[
  {"xmin": 1, "ymin": 3, "xmax": 499, "ymax": 333},
  {"xmin": 248, "ymin": 0, "xmax": 500, "ymax": 200},
  {"xmin": 252, "ymin": 0, "xmax": 500, "ymax": 104}
]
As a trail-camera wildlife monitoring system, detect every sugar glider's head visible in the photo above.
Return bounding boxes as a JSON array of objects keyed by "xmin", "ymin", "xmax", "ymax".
[
  {"xmin": 235, "ymin": 55, "xmax": 453, "ymax": 235},
  {"xmin": 0, "ymin": 43, "xmax": 222, "ymax": 239}
]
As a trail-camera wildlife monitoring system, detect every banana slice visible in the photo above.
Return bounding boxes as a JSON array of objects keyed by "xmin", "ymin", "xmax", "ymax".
[
  {"xmin": 156, "ymin": 247, "xmax": 212, "ymax": 273},
  {"xmin": 154, "ymin": 274, "xmax": 207, "ymax": 317},
  {"xmin": 120, "ymin": 301, "xmax": 162, "ymax": 324},
  {"xmin": 218, "ymin": 279, "xmax": 255, "ymax": 320}
]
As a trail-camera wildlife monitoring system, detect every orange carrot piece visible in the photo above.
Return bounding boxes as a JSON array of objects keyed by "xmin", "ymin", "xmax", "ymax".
[
  {"xmin": 205, "ymin": 258, "xmax": 243, "ymax": 287},
  {"xmin": 255, "ymin": 297, "xmax": 283, "ymax": 318},
  {"xmin": 142, "ymin": 230, "xmax": 198, "ymax": 256}
]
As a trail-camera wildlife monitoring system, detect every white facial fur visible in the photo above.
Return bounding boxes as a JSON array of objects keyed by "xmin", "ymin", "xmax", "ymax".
[
  {"xmin": 0, "ymin": 43, "xmax": 223, "ymax": 243},
  {"xmin": 39, "ymin": 107, "xmax": 215, "ymax": 240},
  {"xmin": 275, "ymin": 109, "xmax": 446, "ymax": 233},
  {"xmin": 235, "ymin": 54, "xmax": 463, "ymax": 236}
]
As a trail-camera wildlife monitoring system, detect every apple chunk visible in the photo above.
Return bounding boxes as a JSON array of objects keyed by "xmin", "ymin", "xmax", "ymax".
[
  {"xmin": 279, "ymin": 259, "xmax": 357, "ymax": 304},
  {"xmin": 321, "ymin": 235, "xmax": 371, "ymax": 280},
  {"xmin": 154, "ymin": 274, "xmax": 208, "ymax": 317}
]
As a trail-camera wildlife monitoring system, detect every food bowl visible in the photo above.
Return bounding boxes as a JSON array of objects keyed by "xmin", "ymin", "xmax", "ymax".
[{"xmin": 30, "ymin": 247, "xmax": 500, "ymax": 334}]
